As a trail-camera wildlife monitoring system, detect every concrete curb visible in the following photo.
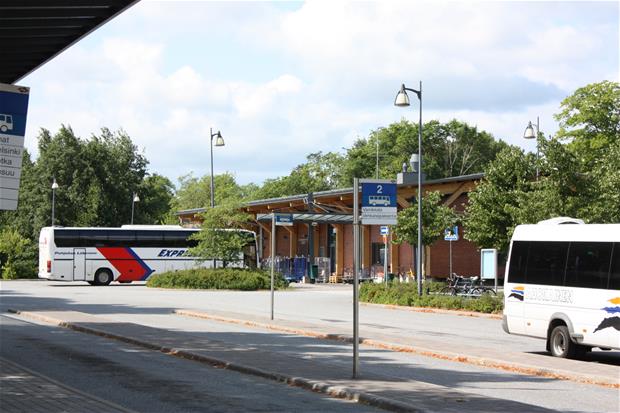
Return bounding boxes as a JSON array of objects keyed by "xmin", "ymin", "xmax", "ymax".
[
  {"xmin": 174, "ymin": 309, "xmax": 619, "ymax": 389},
  {"xmin": 7, "ymin": 309, "xmax": 424, "ymax": 413}
]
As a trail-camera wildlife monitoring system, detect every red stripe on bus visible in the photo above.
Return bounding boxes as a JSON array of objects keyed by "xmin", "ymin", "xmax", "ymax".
[{"xmin": 96, "ymin": 247, "xmax": 153, "ymax": 281}]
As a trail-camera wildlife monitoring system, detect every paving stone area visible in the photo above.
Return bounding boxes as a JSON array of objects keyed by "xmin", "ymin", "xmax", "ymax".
[{"xmin": 0, "ymin": 357, "xmax": 132, "ymax": 413}]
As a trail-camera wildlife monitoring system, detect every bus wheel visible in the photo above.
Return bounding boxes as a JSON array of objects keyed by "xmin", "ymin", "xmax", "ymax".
[
  {"xmin": 94, "ymin": 269, "xmax": 113, "ymax": 286},
  {"xmin": 549, "ymin": 325, "xmax": 581, "ymax": 358}
]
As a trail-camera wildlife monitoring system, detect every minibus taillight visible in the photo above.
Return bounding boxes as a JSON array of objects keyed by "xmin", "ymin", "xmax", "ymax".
[{"xmin": 47, "ymin": 260, "xmax": 51, "ymax": 273}]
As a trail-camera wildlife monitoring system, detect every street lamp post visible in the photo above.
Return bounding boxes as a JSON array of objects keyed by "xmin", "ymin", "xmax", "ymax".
[
  {"xmin": 394, "ymin": 82, "xmax": 424, "ymax": 296},
  {"xmin": 51, "ymin": 178, "xmax": 59, "ymax": 226},
  {"xmin": 524, "ymin": 117, "xmax": 540, "ymax": 179},
  {"xmin": 131, "ymin": 193, "xmax": 140, "ymax": 225},
  {"xmin": 210, "ymin": 128, "xmax": 225, "ymax": 208}
]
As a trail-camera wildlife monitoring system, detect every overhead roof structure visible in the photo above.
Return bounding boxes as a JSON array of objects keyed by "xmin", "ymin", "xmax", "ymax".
[
  {"xmin": 175, "ymin": 173, "xmax": 485, "ymax": 219},
  {"xmin": 255, "ymin": 213, "xmax": 353, "ymax": 225},
  {"xmin": 1, "ymin": 0, "xmax": 140, "ymax": 84}
]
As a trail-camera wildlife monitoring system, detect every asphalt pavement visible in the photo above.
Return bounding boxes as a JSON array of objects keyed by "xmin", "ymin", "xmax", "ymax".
[
  {"xmin": 0, "ymin": 314, "xmax": 383, "ymax": 413},
  {"xmin": 2, "ymin": 280, "xmax": 619, "ymax": 413}
]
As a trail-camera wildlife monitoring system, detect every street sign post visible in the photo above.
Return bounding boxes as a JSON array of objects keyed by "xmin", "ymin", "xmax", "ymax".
[
  {"xmin": 270, "ymin": 213, "xmax": 296, "ymax": 320},
  {"xmin": 444, "ymin": 226, "xmax": 458, "ymax": 278},
  {"xmin": 0, "ymin": 83, "xmax": 30, "ymax": 211},
  {"xmin": 353, "ymin": 179, "xmax": 397, "ymax": 378}
]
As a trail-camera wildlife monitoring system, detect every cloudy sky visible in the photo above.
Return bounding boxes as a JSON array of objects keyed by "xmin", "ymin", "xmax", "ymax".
[{"xmin": 21, "ymin": 0, "xmax": 619, "ymax": 186}]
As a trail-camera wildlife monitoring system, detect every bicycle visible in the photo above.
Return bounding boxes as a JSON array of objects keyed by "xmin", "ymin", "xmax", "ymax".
[
  {"xmin": 441, "ymin": 273, "xmax": 493, "ymax": 296},
  {"xmin": 470, "ymin": 277, "xmax": 497, "ymax": 296}
]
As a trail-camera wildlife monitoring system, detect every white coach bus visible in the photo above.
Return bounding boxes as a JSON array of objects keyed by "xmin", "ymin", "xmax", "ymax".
[
  {"xmin": 502, "ymin": 218, "xmax": 620, "ymax": 358},
  {"xmin": 38, "ymin": 226, "xmax": 258, "ymax": 286}
]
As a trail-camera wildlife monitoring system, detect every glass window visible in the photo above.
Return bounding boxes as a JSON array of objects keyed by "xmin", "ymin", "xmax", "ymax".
[
  {"xmin": 507, "ymin": 241, "xmax": 528, "ymax": 283},
  {"xmin": 106, "ymin": 230, "xmax": 136, "ymax": 247},
  {"xmin": 164, "ymin": 230, "xmax": 197, "ymax": 248},
  {"xmin": 525, "ymin": 241, "xmax": 568, "ymax": 286},
  {"xmin": 54, "ymin": 229, "xmax": 81, "ymax": 247},
  {"xmin": 565, "ymin": 242, "xmax": 612, "ymax": 289},
  {"xmin": 609, "ymin": 243, "xmax": 620, "ymax": 290},
  {"xmin": 371, "ymin": 242, "xmax": 384, "ymax": 265},
  {"xmin": 136, "ymin": 230, "xmax": 164, "ymax": 247},
  {"xmin": 79, "ymin": 230, "xmax": 109, "ymax": 247}
]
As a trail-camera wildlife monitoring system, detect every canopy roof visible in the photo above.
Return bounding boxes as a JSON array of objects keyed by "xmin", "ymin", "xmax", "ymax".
[{"xmin": 1, "ymin": 0, "xmax": 139, "ymax": 84}]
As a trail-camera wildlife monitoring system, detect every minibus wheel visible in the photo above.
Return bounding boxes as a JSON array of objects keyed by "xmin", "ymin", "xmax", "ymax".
[
  {"xmin": 94, "ymin": 269, "xmax": 113, "ymax": 286},
  {"xmin": 549, "ymin": 325, "xmax": 586, "ymax": 359}
]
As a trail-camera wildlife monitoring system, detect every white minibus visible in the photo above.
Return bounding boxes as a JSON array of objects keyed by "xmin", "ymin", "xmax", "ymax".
[
  {"xmin": 503, "ymin": 218, "xmax": 620, "ymax": 358},
  {"xmin": 38, "ymin": 225, "xmax": 258, "ymax": 285}
]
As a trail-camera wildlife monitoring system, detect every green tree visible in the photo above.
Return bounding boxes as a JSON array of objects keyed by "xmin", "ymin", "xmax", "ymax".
[
  {"xmin": 466, "ymin": 81, "xmax": 620, "ymax": 253},
  {"xmin": 579, "ymin": 137, "xmax": 620, "ymax": 222},
  {"xmin": 189, "ymin": 201, "xmax": 253, "ymax": 264},
  {"xmin": 342, "ymin": 119, "xmax": 509, "ymax": 184},
  {"xmin": 555, "ymin": 80, "xmax": 620, "ymax": 167},
  {"xmin": 255, "ymin": 151, "xmax": 345, "ymax": 199},
  {"xmin": 464, "ymin": 147, "xmax": 535, "ymax": 252},
  {"xmin": 173, "ymin": 172, "xmax": 250, "ymax": 211},
  {"xmin": 394, "ymin": 191, "xmax": 458, "ymax": 247},
  {"xmin": 135, "ymin": 174, "xmax": 175, "ymax": 224}
]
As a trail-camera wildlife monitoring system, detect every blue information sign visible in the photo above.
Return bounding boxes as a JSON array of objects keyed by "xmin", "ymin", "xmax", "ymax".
[
  {"xmin": 275, "ymin": 213, "xmax": 294, "ymax": 226},
  {"xmin": 0, "ymin": 83, "xmax": 30, "ymax": 210},
  {"xmin": 444, "ymin": 226, "xmax": 458, "ymax": 241},
  {"xmin": 361, "ymin": 182, "xmax": 397, "ymax": 207},
  {"xmin": 360, "ymin": 180, "xmax": 397, "ymax": 225}
]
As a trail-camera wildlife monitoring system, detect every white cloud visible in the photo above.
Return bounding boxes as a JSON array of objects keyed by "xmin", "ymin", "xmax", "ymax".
[{"xmin": 21, "ymin": 0, "xmax": 618, "ymax": 188}]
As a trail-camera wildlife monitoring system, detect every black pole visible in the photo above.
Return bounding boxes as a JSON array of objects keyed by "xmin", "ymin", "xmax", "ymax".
[{"xmin": 307, "ymin": 192, "xmax": 314, "ymax": 280}]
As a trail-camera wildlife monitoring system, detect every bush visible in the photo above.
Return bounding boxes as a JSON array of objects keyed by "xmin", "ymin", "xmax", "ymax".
[
  {"xmin": 359, "ymin": 282, "xmax": 503, "ymax": 314},
  {"xmin": 146, "ymin": 267, "xmax": 288, "ymax": 291},
  {"xmin": 0, "ymin": 229, "xmax": 37, "ymax": 279}
]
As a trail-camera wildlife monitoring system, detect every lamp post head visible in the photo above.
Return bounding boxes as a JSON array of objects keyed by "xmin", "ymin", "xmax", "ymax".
[
  {"xmin": 394, "ymin": 84, "xmax": 411, "ymax": 107},
  {"xmin": 51, "ymin": 178, "xmax": 59, "ymax": 190},
  {"xmin": 214, "ymin": 132, "xmax": 225, "ymax": 147},
  {"xmin": 524, "ymin": 121, "xmax": 536, "ymax": 139},
  {"xmin": 133, "ymin": 193, "xmax": 140, "ymax": 203},
  {"xmin": 410, "ymin": 153, "xmax": 420, "ymax": 173}
]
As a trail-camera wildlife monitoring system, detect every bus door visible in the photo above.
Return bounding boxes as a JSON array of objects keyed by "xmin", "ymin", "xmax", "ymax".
[{"xmin": 73, "ymin": 248, "xmax": 86, "ymax": 281}]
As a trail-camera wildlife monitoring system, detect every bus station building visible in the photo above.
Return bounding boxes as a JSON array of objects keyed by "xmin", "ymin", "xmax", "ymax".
[{"xmin": 176, "ymin": 173, "xmax": 486, "ymax": 280}]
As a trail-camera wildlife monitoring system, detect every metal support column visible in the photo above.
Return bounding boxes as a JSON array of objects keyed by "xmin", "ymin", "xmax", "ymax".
[{"xmin": 352, "ymin": 178, "xmax": 360, "ymax": 378}]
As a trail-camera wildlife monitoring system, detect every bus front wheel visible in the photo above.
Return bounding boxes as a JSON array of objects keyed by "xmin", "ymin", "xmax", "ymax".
[{"xmin": 94, "ymin": 269, "xmax": 113, "ymax": 286}]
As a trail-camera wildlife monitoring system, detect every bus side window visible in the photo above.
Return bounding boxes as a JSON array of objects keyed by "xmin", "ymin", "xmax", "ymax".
[
  {"xmin": 164, "ymin": 231, "xmax": 191, "ymax": 248},
  {"xmin": 80, "ymin": 230, "xmax": 109, "ymax": 247},
  {"xmin": 55, "ymin": 229, "xmax": 80, "ymax": 247},
  {"xmin": 136, "ymin": 231, "xmax": 164, "ymax": 247},
  {"xmin": 565, "ymin": 242, "xmax": 612, "ymax": 289},
  {"xmin": 507, "ymin": 241, "xmax": 528, "ymax": 283},
  {"xmin": 107, "ymin": 230, "xmax": 136, "ymax": 247},
  {"xmin": 525, "ymin": 241, "xmax": 568, "ymax": 286},
  {"xmin": 609, "ymin": 243, "xmax": 620, "ymax": 290}
]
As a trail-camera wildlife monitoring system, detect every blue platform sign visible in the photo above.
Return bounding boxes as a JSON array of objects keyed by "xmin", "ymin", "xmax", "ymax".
[
  {"xmin": 361, "ymin": 182, "xmax": 397, "ymax": 207},
  {"xmin": 275, "ymin": 213, "xmax": 294, "ymax": 226},
  {"xmin": 361, "ymin": 180, "xmax": 397, "ymax": 225},
  {"xmin": 0, "ymin": 83, "xmax": 30, "ymax": 210}
]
